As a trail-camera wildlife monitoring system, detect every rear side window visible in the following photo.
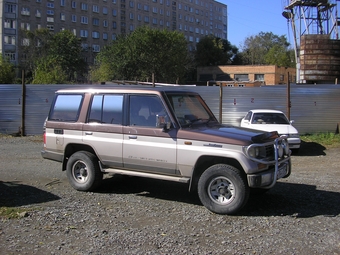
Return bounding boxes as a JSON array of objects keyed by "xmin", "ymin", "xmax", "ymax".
[
  {"xmin": 49, "ymin": 94, "xmax": 83, "ymax": 121},
  {"xmin": 88, "ymin": 94, "xmax": 123, "ymax": 124}
]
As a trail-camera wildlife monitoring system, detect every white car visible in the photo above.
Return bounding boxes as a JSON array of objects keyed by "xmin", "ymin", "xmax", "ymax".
[{"xmin": 240, "ymin": 109, "xmax": 301, "ymax": 151}]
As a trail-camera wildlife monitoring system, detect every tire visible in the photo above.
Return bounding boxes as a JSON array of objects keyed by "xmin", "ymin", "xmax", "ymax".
[
  {"xmin": 198, "ymin": 164, "xmax": 249, "ymax": 215},
  {"xmin": 66, "ymin": 151, "xmax": 103, "ymax": 191}
]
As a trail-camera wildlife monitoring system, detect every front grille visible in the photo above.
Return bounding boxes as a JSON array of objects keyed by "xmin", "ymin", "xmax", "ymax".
[{"xmin": 265, "ymin": 144, "xmax": 274, "ymax": 159}]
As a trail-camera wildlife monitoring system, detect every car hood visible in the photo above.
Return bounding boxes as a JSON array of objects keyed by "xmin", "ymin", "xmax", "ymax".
[
  {"xmin": 241, "ymin": 123, "xmax": 298, "ymax": 135},
  {"xmin": 177, "ymin": 123, "xmax": 279, "ymax": 146}
]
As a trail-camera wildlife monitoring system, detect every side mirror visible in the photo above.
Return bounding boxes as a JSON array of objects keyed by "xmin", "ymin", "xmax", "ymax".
[
  {"xmin": 290, "ymin": 120, "xmax": 295, "ymax": 124},
  {"xmin": 156, "ymin": 115, "xmax": 171, "ymax": 131}
]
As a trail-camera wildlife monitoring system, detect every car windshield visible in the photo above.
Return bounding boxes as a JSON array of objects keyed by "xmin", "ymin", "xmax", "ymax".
[
  {"xmin": 251, "ymin": 113, "xmax": 290, "ymax": 125},
  {"xmin": 166, "ymin": 94, "xmax": 215, "ymax": 126}
]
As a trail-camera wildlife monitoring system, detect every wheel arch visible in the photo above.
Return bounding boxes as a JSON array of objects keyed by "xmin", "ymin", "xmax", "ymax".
[
  {"xmin": 62, "ymin": 143, "xmax": 98, "ymax": 171},
  {"xmin": 189, "ymin": 155, "xmax": 245, "ymax": 192}
]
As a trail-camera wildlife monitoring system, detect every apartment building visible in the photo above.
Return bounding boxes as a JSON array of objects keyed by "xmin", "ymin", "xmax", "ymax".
[{"xmin": 0, "ymin": 0, "xmax": 227, "ymax": 67}]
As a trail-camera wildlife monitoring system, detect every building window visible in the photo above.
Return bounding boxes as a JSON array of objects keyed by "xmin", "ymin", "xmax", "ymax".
[
  {"xmin": 47, "ymin": 25, "xmax": 54, "ymax": 30},
  {"xmin": 93, "ymin": 5, "xmax": 99, "ymax": 13},
  {"xmin": 280, "ymin": 75, "xmax": 284, "ymax": 81},
  {"xmin": 47, "ymin": 10, "xmax": 54, "ymax": 15},
  {"xmin": 47, "ymin": 17, "xmax": 54, "ymax": 22},
  {"xmin": 21, "ymin": 23, "xmax": 31, "ymax": 30},
  {"xmin": 81, "ymin": 3, "xmax": 88, "ymax": 10},
  {"xmin": 60, "ymin": 0, "xmax": 65, "ymax": 6},
  {"xmin": 92, "ymin": 45, "xmax": 100, "ymax": 52},
  {"xmin": 5, "ymin": 53, "xmax": 16, "ymax": 61},
  {"xmin": 144, "ymin": 16, "xmax": 149, "ymax": 22},
  {"xmin": 71, "ymin": 1, "xmax": 76, "ymax": 8},
  {"xmin": 93, "ymin": 18, "xmax": 99, "ymax": 26},
  {"xmin": 21, "ymin": 7, "xmax": 30, "ymax": 15},
  {"xmin": 80, "ymin": 30, "xmax": 88, "ymax": 37},
  {"xmin": 47, "ymin": 3, "xmax": 54, "ymax": 8},
  {"xmin": 4, "ymin": 19, "xmax": 16, "ymax": 29},
  {"xmin": 22, "ymin": 38, "xmax": 30, "ymax": 46},
  {"xmin": 81, "ymin": 16, "xmax": 88, "ymax": 24},
  {"xmin": 92, "ymin": 31, "xmax": 100, "ymax": 38},
  {"xmin": 144, "ymin": 5, "xmax": 149, "ymax": 11},
  {"xmin": 103, "ymin": 7, "xmax": 108, "ymax": 14},
  {"xmin": 72, "ymin": 14, "xmax": 77, "ymax": 22},
  {"xmin": 103, "ymin": 20, "xmax": 108, "ymax": 27},
  {"xmin": 129, "ymin": 1, "xmax": 134, "ymax": 7},
  {"xmin": 5, "ymin": 4, "xmax": 16, "ymax": 13},
  {"xmin": 103, "ymin": 33, "xmax": 108, "ymax": 40},
  {"xmin": 112, "ymin": 21, "xmax": 117, "ymax": 28},
  {"xmin": 4, "ymin": 36, "xmax": 16, "ymax": 45},
  {"xmin": 129, "ymin": 24, "xmax": 134, "ymax": 31},
  {"xmin": 81, "ymin": 43, "xmax": 89, "ymax": 51},
  {"xmin": 255, "ymin": 74, "xmax": 264, "ymax": 81},
  {"xmin": 112, "ymin": 9, "xmax": 117, "ymax": 16},
  {"xmin": 234, "ymin": 74, "xmax": 249, "ymax": 81},
  {"xmin": 36, "ymin": 9, "xmax": 41, "ymax": 17},
  {"xmin": 129, "ymin": 13, "xmax": 134, "ymax": 19}
]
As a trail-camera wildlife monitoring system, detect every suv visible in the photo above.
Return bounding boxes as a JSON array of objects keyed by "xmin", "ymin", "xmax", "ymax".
[{"xmin": 42, "ymin": 87, "xmax": 291, "ymax": 215}]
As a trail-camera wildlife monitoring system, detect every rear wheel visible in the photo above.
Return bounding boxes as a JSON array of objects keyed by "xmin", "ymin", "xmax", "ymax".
[
  {"xmin": 198, "ymin": 164, "xmax": 249, "ymax": 215},
  {"xmin": 66, "ymin": 151, "xmax": 103, "ymax": 191}
]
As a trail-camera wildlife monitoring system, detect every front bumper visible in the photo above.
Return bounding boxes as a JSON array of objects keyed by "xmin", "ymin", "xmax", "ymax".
[{"xmin": 247, "ymin": 160, "xmax": 291, "ymax": 188}]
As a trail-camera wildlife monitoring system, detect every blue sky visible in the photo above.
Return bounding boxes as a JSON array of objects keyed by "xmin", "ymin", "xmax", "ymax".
[{"xmin": 222, "ymin": 0, "xmax": 292, "ymax": 47}]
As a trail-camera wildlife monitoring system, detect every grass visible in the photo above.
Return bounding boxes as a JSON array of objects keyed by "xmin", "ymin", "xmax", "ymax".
[
  {"xmin": 0, "ymin": 207, "xmax": 33, "ymax": 219},
  {"xmin": 300, "ymin": 132, "xmax": 340, "ymax": 148}
]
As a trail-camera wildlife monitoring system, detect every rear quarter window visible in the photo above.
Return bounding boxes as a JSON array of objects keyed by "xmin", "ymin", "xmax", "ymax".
[{"xmin": 49, "ymin": 94, "xmax": 83, "ymax": 121}]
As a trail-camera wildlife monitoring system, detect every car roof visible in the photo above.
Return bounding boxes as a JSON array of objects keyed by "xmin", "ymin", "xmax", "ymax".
[
  {"xmin": 249, "ymin": 109, "xmax": 285, "ymax": 114},
  {"xmin": 55, "ymin": 86, "xmax": 197, "ymax": 95}
]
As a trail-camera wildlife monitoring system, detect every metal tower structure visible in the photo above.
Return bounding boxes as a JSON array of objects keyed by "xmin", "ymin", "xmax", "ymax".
[{"xmin": 282, "ymin": 0, "xmax": 340, "ymax": 83}]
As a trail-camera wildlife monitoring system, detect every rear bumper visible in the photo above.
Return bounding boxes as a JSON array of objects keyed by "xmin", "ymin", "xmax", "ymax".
[
  {"xmin": 247, "ymin": 160, "xmax": 291, "ymax": 188},
  {"xmin": 41, "ymin": 150, "xmax": 63, "ymax": 162}
]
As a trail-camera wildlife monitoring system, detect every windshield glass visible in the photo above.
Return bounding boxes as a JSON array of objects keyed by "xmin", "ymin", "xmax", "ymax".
[
  {"xmin": 166, "ymin": 94, "xmax": 215, "ymax": 126},
  {"xmin": 252, "ymin": 113, "xmax": 290, "ymax": 125}
]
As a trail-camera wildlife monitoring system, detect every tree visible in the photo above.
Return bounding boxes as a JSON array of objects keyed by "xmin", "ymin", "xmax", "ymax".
[
  {"xmin": 241, "ymin": 32, "xmax": 292, "ymax": 66},
  {"xmin": 264, "ymin": 45, "xmax": 295, "ymax": 67},
  {"xmin": 21, "ymin": 29, "xmax": 86, "ymax": 83},
  {"xmin": 20, "ymin": 28, "xmax": 53, "ymax": 81},
  {"xmin": 195, "ymin": 35, "xmax": 240, "ymax": 66},
  {"xmin": 31, "ymin": 57, "xmax": 68, "ymax": 84},
  {"xmin": 91, "ymin": 27, "xmax": 191, "ymax": 84},
  {"xmin": 47, "ymin": 30, "xmax": 87, "ymax": 81},
  {"xmin": 0, "ymin": 55, "xmax": 15, "ymax": 84}
]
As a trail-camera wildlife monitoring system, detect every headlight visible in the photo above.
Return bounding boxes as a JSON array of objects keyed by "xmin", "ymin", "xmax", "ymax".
[{"xmin": 248, "ymin": 146, "xmax": 260, "ymax": 158}]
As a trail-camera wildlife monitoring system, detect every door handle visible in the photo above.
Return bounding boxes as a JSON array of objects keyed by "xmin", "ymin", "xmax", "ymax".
[
  {"xmin": 128, "ymin": 135, "xmax": 137, "ymax": 139},
  {"xmin": 85, "ymin": 132, "xmax": 93, "ymax": 135}
]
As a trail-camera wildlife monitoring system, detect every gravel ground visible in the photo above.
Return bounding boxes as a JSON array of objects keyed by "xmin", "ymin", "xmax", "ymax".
[{"xmin": 0, "ymin": 136, "xmax": 339, "ymax": 255}]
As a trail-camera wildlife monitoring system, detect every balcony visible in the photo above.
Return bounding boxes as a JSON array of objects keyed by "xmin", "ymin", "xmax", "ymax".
[{"xmin": 4, "ymin": 28, "xmax": 16, "ymax": 35}]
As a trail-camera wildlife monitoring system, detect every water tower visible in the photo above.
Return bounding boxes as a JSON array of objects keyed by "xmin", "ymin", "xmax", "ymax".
[{"xmin": 282, "ymin": 0, "xmax": 340, "ymax": 84}]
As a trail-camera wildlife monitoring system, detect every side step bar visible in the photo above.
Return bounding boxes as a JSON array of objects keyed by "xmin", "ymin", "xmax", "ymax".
[{"xmin": 100, "ymin": 165, "xmax": 190, "ymax": 184}]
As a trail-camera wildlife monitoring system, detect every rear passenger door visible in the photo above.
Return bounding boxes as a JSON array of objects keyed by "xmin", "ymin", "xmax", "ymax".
[
  {"xmin": 122, "ymin": 94, "xmax": 177, "ymax": 174},
  {"xmin": 82, "ymin": 94, "xmax": 124, "ymax": 167}
]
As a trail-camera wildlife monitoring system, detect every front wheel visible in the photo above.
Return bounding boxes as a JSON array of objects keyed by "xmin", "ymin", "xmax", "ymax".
[
  {"xmin": 66, "ymin": 151, "xmax": 103, "ymax": 191},
  {"xmin": 198, "ymin": 164, "xmax": 249, "ymax": 215}
]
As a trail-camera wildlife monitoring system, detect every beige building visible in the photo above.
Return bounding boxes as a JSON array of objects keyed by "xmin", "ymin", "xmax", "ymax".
[
  {"xmin": 1, "ymin": 0, "xmax": 227, "ymax": 66},
  {"xmin": 197, "ymin": 65, "xmax": 297, "ymax": 86}
]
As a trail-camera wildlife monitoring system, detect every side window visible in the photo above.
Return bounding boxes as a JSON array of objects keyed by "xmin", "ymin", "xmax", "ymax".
[
  {"xmin": 49, "ymin": 94, "xmax": 83, "ymax": 121},
  {"xmin": 88, "ymin": 94, "xmax": 123, "ymax": 124},
  {"xmin": 244, "ymin": 112, "xmax": 252, "ymax": 121},
  {"xmin": 129, "ymin": 95, "xmax": 167, "ymax": 127}
]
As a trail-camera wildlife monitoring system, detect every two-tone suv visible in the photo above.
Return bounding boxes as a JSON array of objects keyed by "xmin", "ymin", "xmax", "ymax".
[{"xmin": 42, "ymin": 87, "xmax": 291, "ymax": 215}]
